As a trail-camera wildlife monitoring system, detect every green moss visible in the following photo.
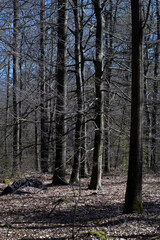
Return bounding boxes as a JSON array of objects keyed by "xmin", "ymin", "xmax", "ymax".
[
  {"xmin": 0, "ymin": 223, "xmax": 12, "ymax": 229},
  {"xmin": 123, "ymin": 198, "xmax": 143, "ymax": 214},
  {"xmin": 56, "ymin": 198, "xmax": 70, "ymax": 204},
  {"xmin": 85, "ymin": 230, "xmax": 108, "ymax": 239},
  {"xmin": 132, "ymin": 199, "xmax": 143, "ymax": 213},
  {"xmin": 3, "ymin": 179, "xmax": 11, "ymax": 184},
  {"xmin": 70, "ymin": 178, "xmax": 79, "ymax": 184},
  {"xmin": 150, "ymin": 236, "xmax": 160, "ymax": 240}
]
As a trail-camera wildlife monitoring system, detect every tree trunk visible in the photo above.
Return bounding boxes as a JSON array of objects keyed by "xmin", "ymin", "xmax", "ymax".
[
  {"xmin": 12, "ymin": 0, "xmax": 20, "ymax": 175},
  {"xmin": 104, "ymin": 1, "xmax": 113, "ymax": 172},
  {"xmin": 4, "ymin": 56, "xmax": 10, "ymax": 161},
  {"xmin": 80, "ymin": 0, "xmax": 88, "ymax": 177},
  {"xmin": 115, "ymin": 106, "xmax": 125, "ymax": 169},
  {"xmin": 70, "ymin": 0, "xmax": 83, "ymax": 183},
  {"xmin": 19, "ymin": 33, "xmax": 24, "ymax": 170},
  {"xmin": 35, "ymin": 109, "xmax": 40, "ymax": 171},
  {"xmin": 52, "ymin": 0, "xmax": 68, "ymax": 185},
  {"xmin": 124, "ymin": 0, "xmax": 144, "ymax": 213},
  {"xmin": 47, "ymin": 0, "xmax": 56, "ymax": 172},
  {"xmin": 40, "ymin": 0, "xmax": 49, "ymax": 173},
  {"xmin": 144, "ymin": 38, "xmax": 151, "ymax": 168},
  {"xmin": 151, "ymin": 0, "xmax": 159, "ymax": 171},
  {"xmin": 89, "ymin": 0, "xmax": 104, "ymax": 190}
]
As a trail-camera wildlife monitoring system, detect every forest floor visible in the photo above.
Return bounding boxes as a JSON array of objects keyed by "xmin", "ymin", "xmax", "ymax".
[{"xmin": 0, "ymin": 171, "xmax": 159, "ymax": 240}]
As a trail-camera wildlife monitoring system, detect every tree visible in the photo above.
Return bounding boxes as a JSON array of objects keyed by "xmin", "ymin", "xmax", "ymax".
[
  {"xmin": 52, "ymin": 0, "xmax": 68, "ymax": 184},
  {"xmin": 151, "ymin": 0, "xmax": 159, "ymax": 171},
  {"xmin": 40, "ymin": 0, "xmax": 49, "ymax": 173},
  {"xmin": 89, "ymin": 0, "xmax": 104, "ymax": 190},
  {"xmin": 70, "ymin": 0, "xmax": 83, "ymax": 183},
  {"xmin": 124, "ymin": 0, "xmax": 144, "ymax": 213},
  {"xmin": 103, "ymin": 0, "xmax": 113, "ymax": 172},
  {"xmin": 12, "ymin": 0, "xmax": 20, "ymax": 174},
  {"xmin": 18, "ymin": 32, "xmax": 24, "ymax": 170},
  {"xmin": 80, "ymin": 0, "xmax": 88, "ymax": 177}
]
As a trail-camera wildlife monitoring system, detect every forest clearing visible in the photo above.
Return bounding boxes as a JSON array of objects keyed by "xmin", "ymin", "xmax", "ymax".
[{"xmin": 0, "ymin": 172, "xmax": 159, "ymax": 240}]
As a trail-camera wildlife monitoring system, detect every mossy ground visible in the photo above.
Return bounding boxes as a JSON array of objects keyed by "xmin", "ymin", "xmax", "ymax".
[{"xmin": 85, "ymin": 230, "xmax": 108, "ymax": 239}]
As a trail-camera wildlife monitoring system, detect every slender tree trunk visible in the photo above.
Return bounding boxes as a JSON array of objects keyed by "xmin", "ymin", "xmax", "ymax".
[
  {"xmin": 52, "ymin": 0, "xmax": 68, "ymax": 185},
  {"xmin": 151, "ymin": 0, "xmax": 159, "ymax": 171},
  {"xmin": 115, "ymin": 106, "xmax": 125, "ymax": 169},
  {"xmin": 4, "ymin": 56, "xmax": 10, "ymax": 165},
  {"xmin": 19, "ymin": 33, "xmax": 24, "ymax": 170},
  {"xmin": 104, "ymin": 1, "xmax": 113, "ymax": 172},
  {"xmin": 70, "ymin": 0, "xmax": 83, "ymax": 183},
  {"xmin": 12, "ymin": 0, "xmax": 20, "ymax": 175},
  {"xmin": 40, "ymin": 0, "xmax": 49, "ymax": 173},
  {"xmin": 124, "ymin": 0, "xmax": 144, "ymax": 213},
  {"xmin": 35, "ymin": 109, "xmax": 40, "ymax": 171},
  {"xmin": 143, "ymin": 40, "xmax": 151, "ymax": 168},
  {"xmin": 80, "ymin": 0, "xmax": 88, "ymax": 177},
  {"xmin": 47, "ymin": 0, "xmax": 55, "ymax": 171},
  {"xmin": 89, "ymin": 0, "xmax": 104, "ymax": 190}
]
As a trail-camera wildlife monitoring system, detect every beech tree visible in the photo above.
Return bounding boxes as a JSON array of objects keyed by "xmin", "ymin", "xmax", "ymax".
[
  {"xmin": 40, "ymin": 0, "xmax": 49, "ymax": 173},
  {"xmin": 151, "ymin": 0, "xmax": 159, "ymax": 171},
  {"xmin": 70, "ymin": 0, "xmax": 83, "ymax": 183},
  {"xmin": 124, "ymin": 0, "xmax": 144, "ymax": 213},
  {"xmin": 89, "ymin": 0, "xmax": 104, "ymax": 190},
  {"xmin": 12, "ymin": 0, "xmax": 20, "ymax": 174},
  {"xmin": 103, "ymin": 0, "xmax": 113, "ymax": 172},
  {"xmin": 52, "ymin": 0, "xmax": 68, "ymax": 184}
]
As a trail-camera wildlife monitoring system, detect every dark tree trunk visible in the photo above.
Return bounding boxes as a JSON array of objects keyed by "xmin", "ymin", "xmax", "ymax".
[
  {"xmin": 12, "ymin": 0, "xmax": 20, "ymax": 175},
  {"xmin": 47, "ymin": 0, "xmax": 55, "ymax": 171},
  {"xmin": 151, "ymin": 0, "xmax": 159, "ymax": 171},
  {"xmin": 40, "ymin": 0, "xmax": 49, "ymax": 173},
  {"xmin": 4, "ymin": 56, "xmax": 10, "ymax": 161},
  {"xmin": 70, "ymin": 0, "xmax": 83, "ymax": 183},
  {"xmin": 124, "ymin": 0, "xmax": 144, "ymax": 213},
  {"xmin": 52, "ymin": 0, "xmax": 68, "ymax": 185},
  {"xmin": 89, "ymin": 0, "xmax": 104, "ymax": 190}
]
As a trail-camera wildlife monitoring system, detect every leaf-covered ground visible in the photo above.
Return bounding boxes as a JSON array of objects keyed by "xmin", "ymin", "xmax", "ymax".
[{"xmin": 0, "ymin": 172, "xmax": 159, "ymax": 240}]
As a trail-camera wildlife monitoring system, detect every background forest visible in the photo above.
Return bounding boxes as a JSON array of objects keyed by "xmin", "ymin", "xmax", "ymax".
[
  {"xmin": 0, "ymin": 1, "xmax": 160, "ymax": 239},
  {"xmin": 0, "ymin": 0, "xmax": 159, "ymax": 186}
]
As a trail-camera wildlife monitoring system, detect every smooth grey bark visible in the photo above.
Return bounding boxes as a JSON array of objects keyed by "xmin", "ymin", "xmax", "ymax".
[
  {"xmin": 53, "ymin": 0, "xmax": 68, "ymax": 184},
  {"xmin": 40, "ymin": 0, "xmax": 49, "ymax": 173},
  {"xmin": 151, "ymin": 0, "xmax": 159, "ymax": 171},
  {"xmin": 124, "ymin": 0, "xmax": 144, "ymax": 213},
  {"xmin": 70, "ymin": 0, "xmax": 83, "ymax": 183},
  {"xmin": 12, "ymin": 0, "xmax": 20, "ymax": 174},
  {"xmin": 89, "ymin": 0, "xmax": 104, "ymax": 190}
]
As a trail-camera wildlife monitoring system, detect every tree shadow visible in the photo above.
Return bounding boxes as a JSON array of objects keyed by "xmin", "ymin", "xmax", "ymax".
[
  {"xmin": 22, "ymin": 238, "xmax": 68, "ymax": 240},
  {"xmin": 0, "ymin": 179, "xmax": 159, "ymax": 239},
  {"xmin": 3, "ymin": 199, "xmax": 157, "ymax": 240},
  {"xmin": 110, "ymin": 233, "xmax": 160, "ymax": 240}
]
